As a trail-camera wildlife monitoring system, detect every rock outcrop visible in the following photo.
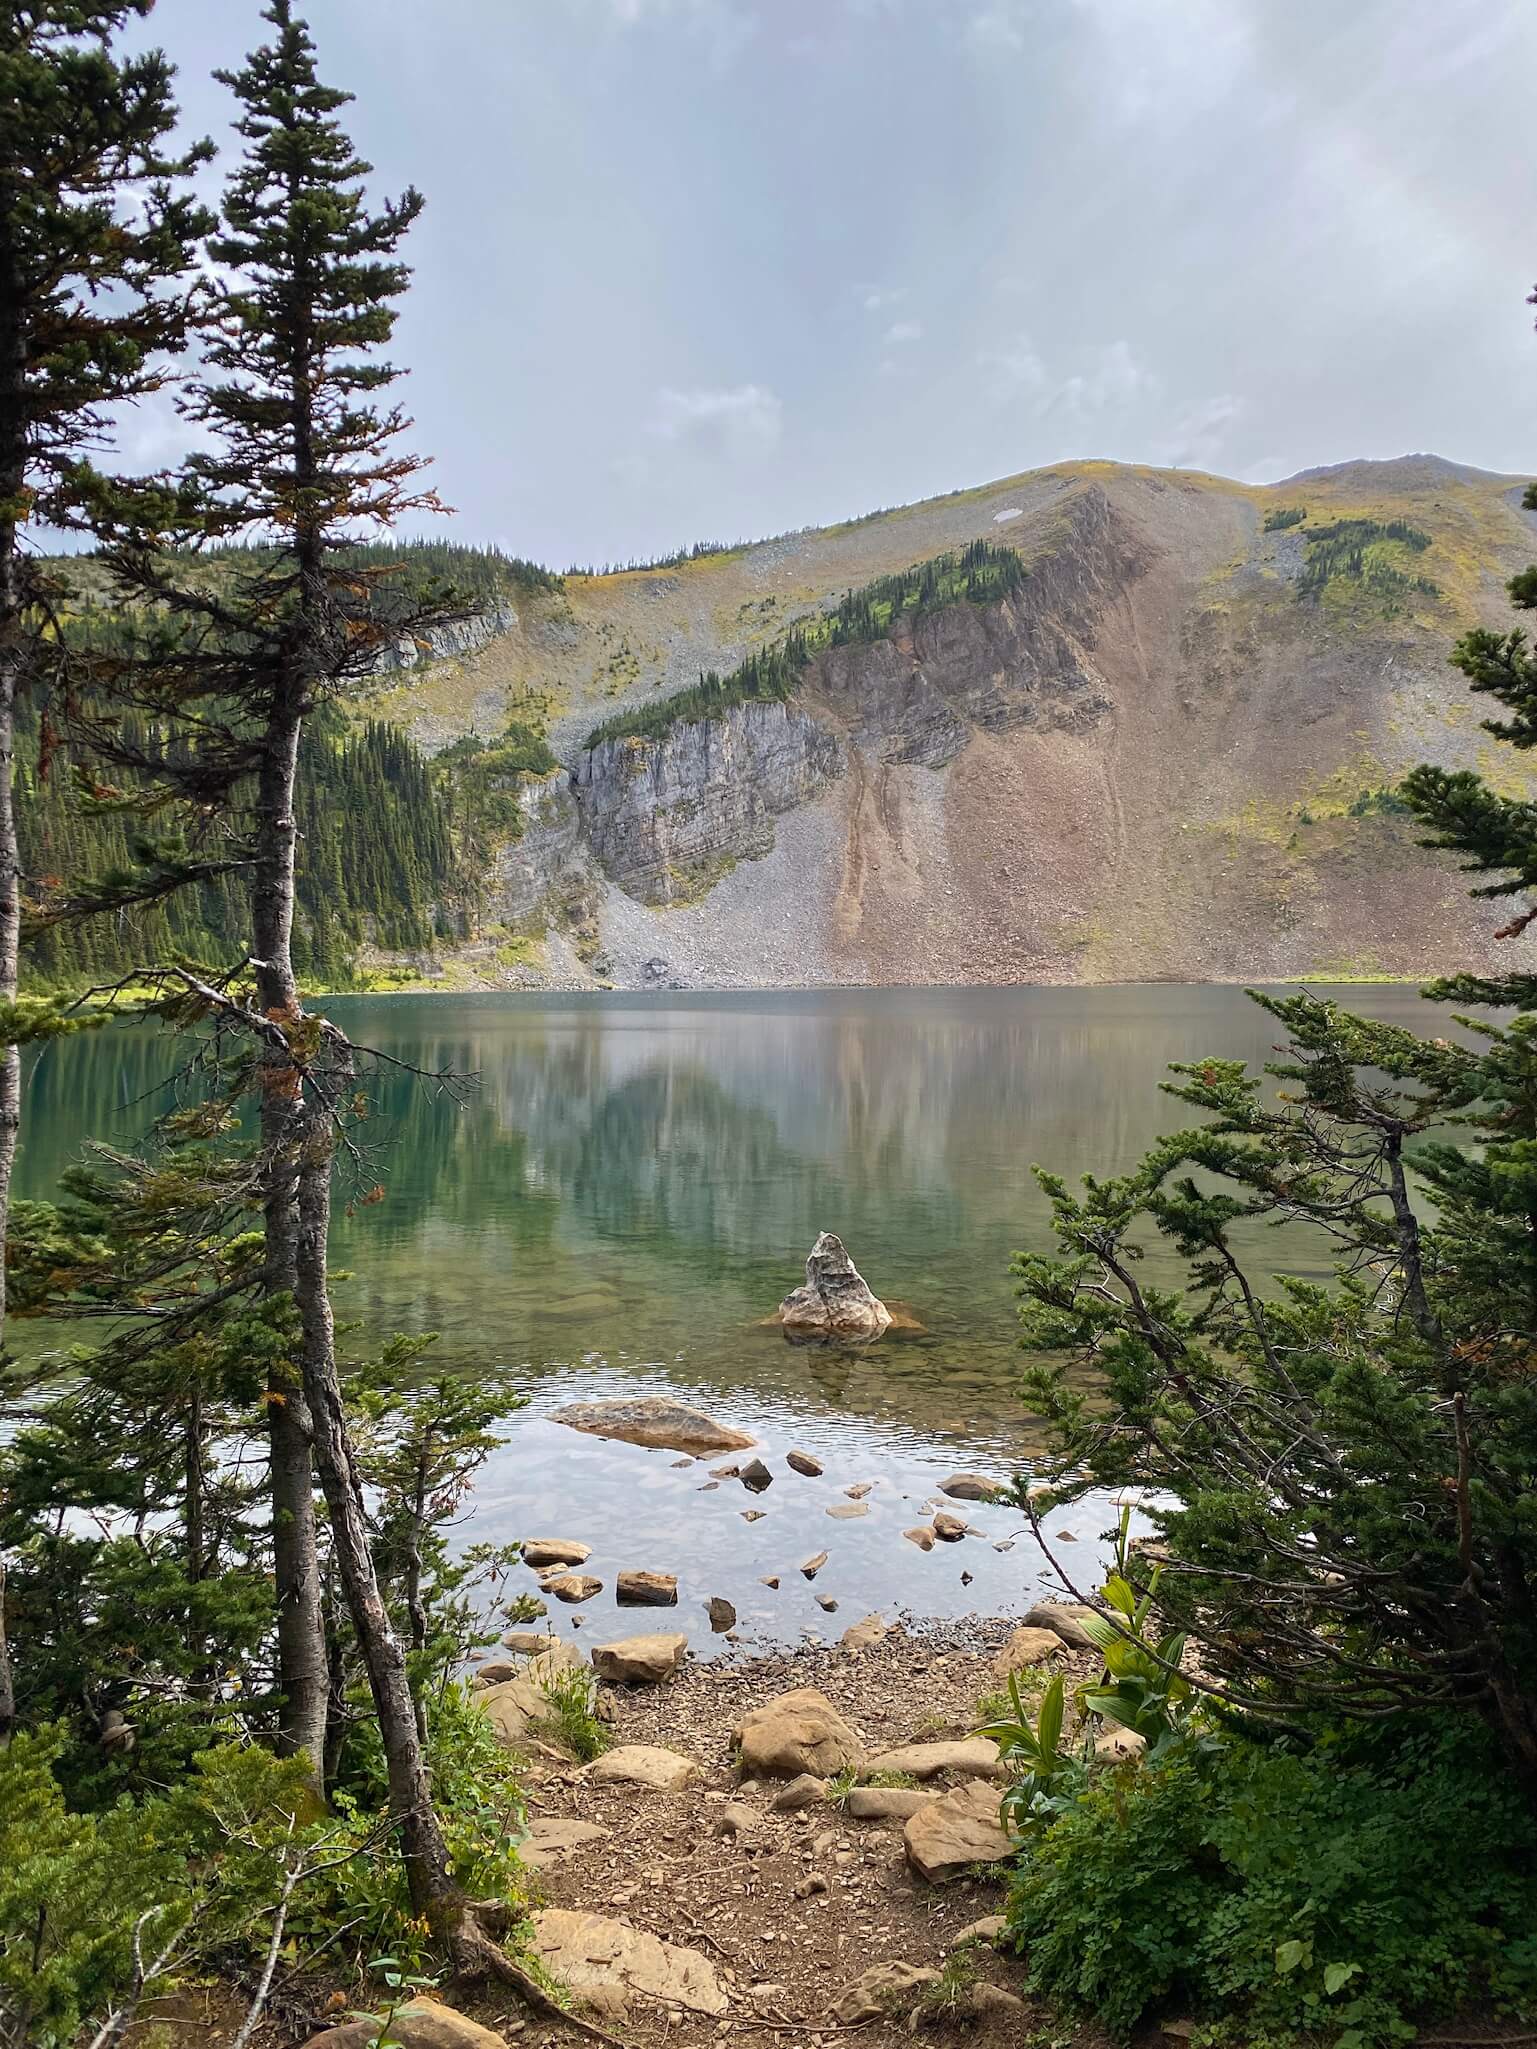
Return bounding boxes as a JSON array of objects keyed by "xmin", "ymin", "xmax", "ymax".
[{"xmin": 778, "ymin": 1231, "xmax": 892, "ymax": 1341}]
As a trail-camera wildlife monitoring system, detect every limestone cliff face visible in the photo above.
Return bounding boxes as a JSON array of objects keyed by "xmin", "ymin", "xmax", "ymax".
[
  {"xmin": 491, "ymin": 773, "xmax": 596, "ymax": 926},
  {"xmin": 372, "ymin": 599, "xmax": 518, "ymax": 675},
  {"xmin": 570, "ymin": 700, "xmax": 843, "ymax": 905}
]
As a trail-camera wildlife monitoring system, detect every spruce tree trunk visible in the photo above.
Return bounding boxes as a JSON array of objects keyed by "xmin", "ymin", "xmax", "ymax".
[
  {"xmin": 0, "ymin": 228, "xmax": 27, "ymax": 1744},
  {"xmin": 252, "ymin": 714, "xmax": 328, "ymax": 1773},
  {"xmin": 290, "ymin": 1036, "xmax": 458, "ymax": 1928}
]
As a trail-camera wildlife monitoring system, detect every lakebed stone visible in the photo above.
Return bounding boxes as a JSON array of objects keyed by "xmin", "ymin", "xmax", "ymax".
[
  {"xmin": 826, "ymin": 1499, "xmax": 868, "ymax": 1519},
  {"xmin": 839, "ymin": 1613, "xmax": 889, "ymax": 1654},
  {"xmin": 706, "ymin": 1596, "xmax": 737, "ymax": 1632},
  {"xmin": 932, "ymin": 1510, "xmax": 968, "ymax": 1542},
  {"xmin": 903, "ymin": 1525, "xmax": 936, "ymax": 1551},
  {"xmin": 531, "ymin": 1907, "xmax": 727, "ymax": 2020},
  {"xmin": 549, "ymin": 1396, "xmax": 754, "ymax": 1456},
  {"xmin": 865, "ymin": 1737, "xmax": 1002, "ymax": 1780},
  {"xmin": 904, "ymin": 1779, "xmax": 1015, "ymax": 1881},
  {"xmin": 540, "ymin": 1572, "xmax": 603, "ymax": 1604},
  {"xmin": 586, "ymin": 1743, "xmax": 698, "ymax": 1792},
  {"xmin": 778, "ymin": 1231, "xmax": 893, "ymax": 1341},
  {"xmin": 303, "ymin": 2003, "xmax": 508, "ymax": 2049},
  {"xmin": 1026, "ymin": 1599, "xmax": 1104, "ymax": 1650},
  {"xmin": 786, "ymin": 1449, "xmax": 823, "ymax": 1476},
  {"xmin": 521, "ymin": 1538, "xmax": 592, "ymax": 1568},
  {"xmin": 519, "ymin": 1817, "xmax": 610, "ymax": 1870},
  {"xmin": 734, "ymin": 1688, "xmax": 861, "ymax": 1778},
  {"xmin": 991, "ymin": 1624, "xmax": 1067, "ymax": 1678},
  {"xmin": 939, "ymin": 1472, "xmax": 1004, "ymax": 1502},
  {"xmin": 590, "ymin": 1633, "xmax": 688, "ymax": 1684},
  {"xmin": 615, "ymin": 1569, "xmax": 678, "ymax": 1606}
]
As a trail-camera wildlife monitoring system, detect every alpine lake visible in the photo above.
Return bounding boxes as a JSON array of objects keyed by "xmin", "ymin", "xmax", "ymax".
[{"xmin": 16, "ymin": 982, "xmax": 1442, "ymax": 1656}]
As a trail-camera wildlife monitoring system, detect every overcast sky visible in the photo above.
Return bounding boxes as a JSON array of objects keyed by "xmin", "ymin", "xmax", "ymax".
[{"xmin": 128, "ymin": 0, "xmax": 1537, "ymax": 568}]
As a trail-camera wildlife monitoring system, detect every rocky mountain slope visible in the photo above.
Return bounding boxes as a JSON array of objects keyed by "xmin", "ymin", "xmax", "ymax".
[{"xmin": 366, "ymin": 453, "xmax": 1537, "ymax": 989}]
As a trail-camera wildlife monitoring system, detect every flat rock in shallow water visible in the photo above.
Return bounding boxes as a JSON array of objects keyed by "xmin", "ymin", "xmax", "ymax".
[
  {"xmin": 532, "ymin": 1907, "xmax": 727, "ymax": 2020},
  {"xmin": 522, "ymin": 1538, "xmax": 592, "ymax": 1568},
  {"xmin": 549, "ymin": 1396, "xmax": 755, "ymax": 1455},
  {"xmin": 938, "ymin": 1472, "xmax": 1004, "ymax": 1501},
  {"xmin": 615, "ymin": 1569, "xmax": 678, "ymax": 1606}
]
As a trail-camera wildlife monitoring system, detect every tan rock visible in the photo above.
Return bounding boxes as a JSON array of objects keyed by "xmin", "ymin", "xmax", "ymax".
[
  {"xmin": 522, "ymin": 1538, "xmax": 592, "ymax": 1569},
  {"xmin": 990, "ymin": 1625, "xmax": 1066, "ymax": 1679},
  {"xmin": 541, "ymin": 1573, "xmax": 602, "ymax": 1604},
  {"xmin": 963, "ymin": 1983, "xmax": 1026, "ymax": 2019},
  {"xmin": 471, "ymin": 1659, "xmax": 518, "ymax": 1688},
  {"xmin": 839, "ymin": 1613, "xmax": 888, "ymax": 1654},
  {"xmin": 614, "ymin": 1569, "xmax": 678, "ymax": 1606},
  {"xmin": 590, "ymin": 1633, "xmax": 687, "ymax": 1685},
  {"xmin": 531, "ymin": 1907, "xmax": 727, "ymax": 2020},
  {"xmin": 770, "ymin": 1772, "xmax": 829, "ymax": 1811},
  {"xmin": 786, "ymin": 1449, "xmax": 823, "ymax": 1476},
  {"xmin": 903, "ymin": 1525, "xmax": 936, "ymax": 1551},
  {"xmin": 519, "ymin": 1817, "xmax": 610, "ymax": 1871},
  {"xmin": 740, "ymin": 1508, "xmax": 767, "ymax": 1523},
  {"xmin": 715, "ymin": 1800, "xmax": 759, "ymax": 1836},
  {"xmin": 939, "ymin": 1473, "xmax": 1004, "ymax": 1501},
  {"xmin": 844, "ymin": 1785, "xmax": 934, "ymax": 1820},
  {"xmin": 1093, "ymin": 1725, "xmax": 1148, "ymax": 1767},
  {"xmin": 586, "ymin": 1743, "xmax": 698, "ymax": 1792},
  {"xmin": 951, "ymin": 1913, "xmax": 1009, "ymax": 1949},
  {"xmin": 866, "ymin": 1737, "xmax": 1002, "ymax": 1780},
  {"xmin": 549, "ymin": 1396, "xmax": 754, "ymax": 1455},
  {"xmin": 932, "ymin": 1510, "xmax": 968, "ymax": 1542},
  {"xmin": 904, "ymin": 1779, "xmax": 1015, "ymax": 1881},
  {"xmin": 303, "ymin": 2003, "xmax": 507, "ymax": 2049},
  {"xmin": 502, "ymin": 1629, "xmax": 560, "ymax": 1655},
  {"xmin": 826, "ymin": 1500, "xmax": 868, "ymax": 1520},
  {"xmin": 778, "ymin": 1232, "xmax": 893, "ymax": 1341},
  {"xmin": 705, "ymin": 1596, "xmax": 737, "ymax": 1632},
  {"xmin": 479, "ymin": 1642, "xmax": 586, "ymax": 1751},
  {"xmin": 1025, "ymin": 1599, "xmax": 1103, "ymax": 1649},
  {"xmin": 832, "ymin": 1962, "xmax": 940, "ymax": 2025},
  {"xmin": 733, "ymin": 1687, "xmax": 862, "ymax": 1778},
  {"xmin": 799, "ymin": 1550, "xmax": 829, "ymax": 1579}
]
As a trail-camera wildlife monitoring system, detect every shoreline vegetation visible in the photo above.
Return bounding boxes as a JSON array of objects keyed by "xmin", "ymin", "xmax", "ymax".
[{"xmin": 4, "ymin": 6, "xmax": 1537, "ymax": 2049}]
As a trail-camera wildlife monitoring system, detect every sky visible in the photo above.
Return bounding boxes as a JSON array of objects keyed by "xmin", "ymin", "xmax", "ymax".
[{"xmin": 122, "ymin": 0, "xmax": 1537, "ymax": 568}]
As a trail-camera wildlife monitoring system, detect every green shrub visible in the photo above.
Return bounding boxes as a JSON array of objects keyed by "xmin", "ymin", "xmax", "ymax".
[
  {"xmin": 533, "ymin": 1666, "xmax": 609, "ymax": 1764},
  {"xmin": 1263, "ymin": 506, "xmax": 1307, "ymax": 531},
  {"xmin": 1008, "ymin": 1719, "xmax": 1537, "ymax": 2046}
]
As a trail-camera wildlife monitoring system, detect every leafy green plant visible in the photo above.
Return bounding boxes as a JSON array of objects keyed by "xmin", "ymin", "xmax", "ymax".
[
  {"xmin": 977, "ymin": 1671, "xmax": 1083, "ymax": 1835},
  {"xmin": 1007, "ymin": 1719, "xmax": 1537, "ymax": 2046},
  {"xmin": 534, "ymin": 1666, "xmax": 609, "ymax": 1764},
  {"xmin": 349, "ymin": 1955, "xmax": 443, "ymax": 2049}
]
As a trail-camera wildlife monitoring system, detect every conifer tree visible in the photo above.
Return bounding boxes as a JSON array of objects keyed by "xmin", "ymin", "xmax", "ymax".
[
  {"xmin": 0, "ymin": 0, "xmax": 210, "ymax": 1748},
  {"xmin": 0, "ymin": 1, "xmax": 209, "ymax": 1341}
]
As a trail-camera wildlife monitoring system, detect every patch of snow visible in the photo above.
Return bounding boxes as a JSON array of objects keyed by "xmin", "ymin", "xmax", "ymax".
[{"xmin": 992, "ymin": 507, "xmax": 1024, "ymax": 524}]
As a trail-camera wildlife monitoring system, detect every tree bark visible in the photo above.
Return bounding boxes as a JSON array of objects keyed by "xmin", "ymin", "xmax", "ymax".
[
  {"xmin": 289, "ymin": 1036, "xmax": 459, "ymax": 1931},
  {"xmin": 253, "ymin": 711, "xmax": 328, "ymax": 1775}
]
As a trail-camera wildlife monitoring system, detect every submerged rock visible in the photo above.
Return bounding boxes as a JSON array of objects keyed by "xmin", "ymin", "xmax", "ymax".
[
  {"xmin": 778, "ymin": 1232, "xmax": 892, "ymax": 1342},
  {"xmin": 549, "ymin": 1396, "xmax": 755, "ymax": 1455}
]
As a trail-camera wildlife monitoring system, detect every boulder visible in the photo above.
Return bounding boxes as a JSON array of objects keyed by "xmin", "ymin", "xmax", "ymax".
[
  {"xmin": 839, "ymin": 1613, "xmax": 889, "ymax": 1655},
  {"xmin": 522, "ymin": 1538, "xmax": 592, "ymax": 1569},
  {"xmin": 786, "ymin": 1449, "xmax": 823, "ymax": 1477},
  {"xmin": 932, "ymin": 1511, "xmax": 968, "ymax": 1542},
  {"xmin": 471, "ymin": 1659, "xmax": 518, "ymax": 1687},
  {"xmin": 904, "ymin": 1779, "xmax": 1015, "ymax": 1881},
  {"xmin": 770, "ymin": 1772, "xmax": 829, "ymax": 1811},
  {"xmin": 479, "ymin": 1642, "xmax": 586, "ymax": 1751},
  {"xmin": 519, "ymin": 1817, "xmax": 610, "ymax": 1871},
  {"xmin": 1093, "ymin": 1725, "xmax": 1148, "ymax": 1768},
  {"xmin": 778, "ymin": 1232, "xmax": 893, "ymax": 1342},
  {"xmin": 531, "ymin": 1908, "xmax": 727, "ymax": 2021},
  {"xmin": 832, "ymin": 1962, "xmax": 940, "ymax": 2025},
  {"xmin": 826, "ymin": 1500, "xmax": 868, "ymax": 1520},
  {"xmin": 1026, "ymin": 1599, "xmax": 1103, "ymax": 1650},
  {"xmin": 705, "ymin": 1596, "xmax": 737, "ymax": 1632},
  {"xmin": 739, "ymin": 1457, "xmax": 773, "ymax": 1492},
  {"xmin": 303, "ymin": 2003, "xmax": 508, "ymax": 2049},
  {"xmin": 990, "ymin": 1625, "xmax": 1065, "ymax": 1679},
  {"xmin": 951, "ymin": 1913, "xmax": 1008, "ymax": 1949},
  {"xmin": 962, "ymin": 1983, "xmax": 1026, "ymax": 2020},
  {"xmin": 549, "ymin": 1396, "xmax": 754, "ymax": 1456},
  {"xmin": 733, "ymin": 1688, "xmax": 862, "ymax": 1778},
  {"xmin": 590, "ymin": 1633, "xmax": 687, "ymax": 1685},
  {"xmin": 939, "ymin": 1473, "xmax": 1003, "ymax": 1502},
  {"xmin": 586, "ymin": 1744, "xmax": 698, "ymax": 1792},
  {"xmin": 615, "ymin": 1569, "xmax": 678, "ymax": 1607},
  {"xmin": 845, "ymin": 1785, "xmax": 934, "ymax": 1821},
  {"xmin": 540, "ymin": 1573, "xmax": 603, "ymax": 1605},
  {"xmin": 903, "ymin": 1525, "xmax": 936, "ymax": 1552},
  {"xmin": 865, "ymin": 1737, "xmax": 1002, "ymax": 1780}
]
